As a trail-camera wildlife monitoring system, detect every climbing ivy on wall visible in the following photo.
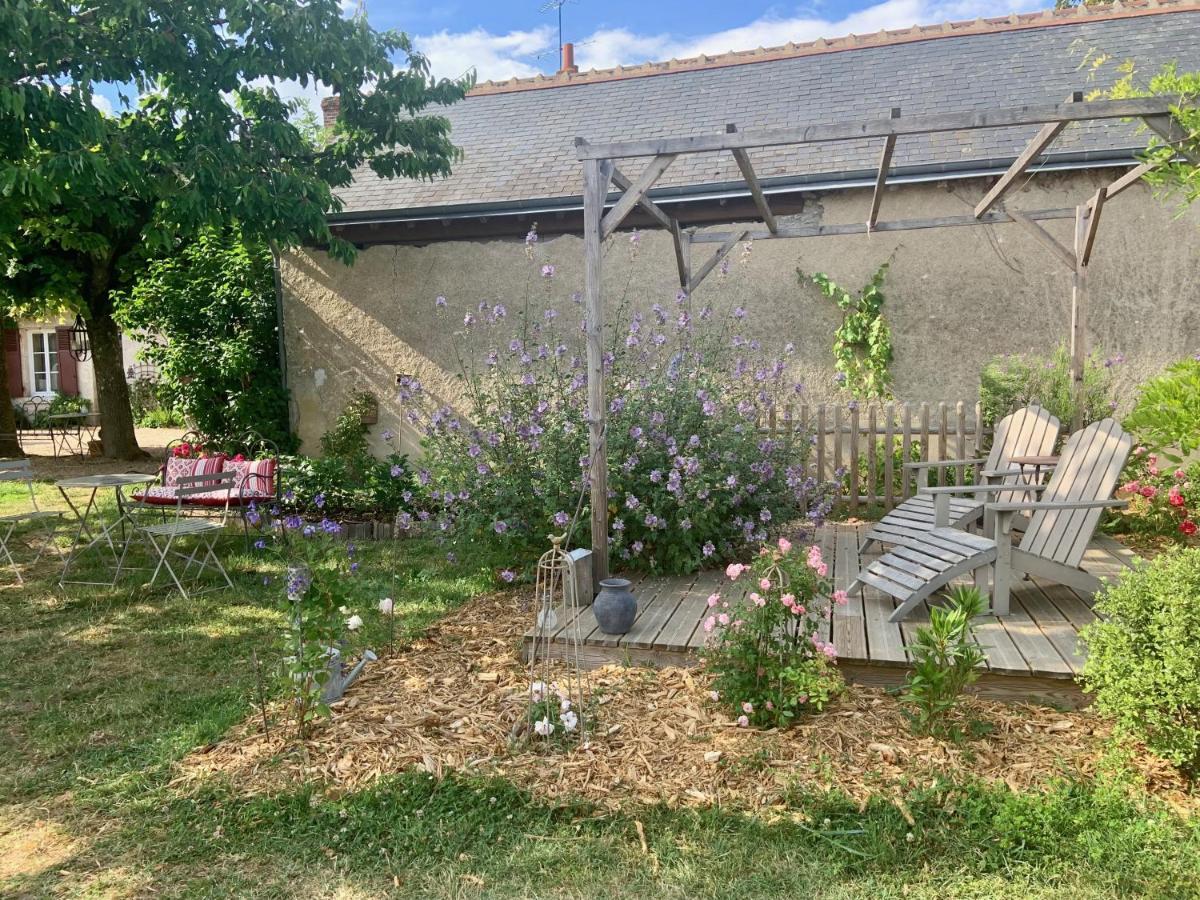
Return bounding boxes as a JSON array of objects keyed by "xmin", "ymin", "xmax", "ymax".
[{"xmin": 799, "ymin": 263, "xmax": 894, "ymax": 400}]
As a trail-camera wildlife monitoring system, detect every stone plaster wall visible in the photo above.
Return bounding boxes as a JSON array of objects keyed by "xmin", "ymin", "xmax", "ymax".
[{"xmin": 282, "ymin": 171, "xmax": 1200, "ymax": 457}]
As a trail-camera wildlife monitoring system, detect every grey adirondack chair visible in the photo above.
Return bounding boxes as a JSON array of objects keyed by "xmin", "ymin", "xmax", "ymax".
[
  {"xmin": 861, "ymin": 405, "xmax": 1060, "ymax": 552},
  {"xmin": 854, "ymin": 418, "xmax": 1132, "ymax": 622}
]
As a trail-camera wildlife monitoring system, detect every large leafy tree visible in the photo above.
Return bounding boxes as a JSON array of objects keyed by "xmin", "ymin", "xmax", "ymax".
[{"xmin": 0, "ymin": 1, "xmax": 469, "ymax": 459}]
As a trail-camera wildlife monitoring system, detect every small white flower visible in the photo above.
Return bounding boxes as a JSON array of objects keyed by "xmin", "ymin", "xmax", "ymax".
[
  {"xmin": 378, "ymin": 597, "xmax": 394, "ymax": 615},
  {"xmin": 345, "ymin": 614, "xmax": 363, "ymax": 631},
  {"xmin": 560, "ymin": 698, "xmax": 572, "ymax": 713},
  {"xmin": 561, "ymin": 710, "xmax": 578, "ymax": 732},
  {"xmin": 534, "ymin": 717, "xmax": 555, "ymax": 737},
  {"xmin": 530, "ymin": 680, "xmax": 546, "ymax": 700},
  {"xmin": 339, "ymin": 606, "xmax": 351, "ymax": 615}
]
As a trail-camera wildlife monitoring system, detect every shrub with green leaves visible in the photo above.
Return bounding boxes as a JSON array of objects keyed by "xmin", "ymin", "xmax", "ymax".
[
  {"xmin": 979, "ymin": 343, "xmax": 1116, "ymax": 429},
  {"xmin": 1081, "ymin": 549, "xmax": 1200, "ymax": 773},
  {"xmin": 1123, "ymin": 358, "xmax": 1200, "ymax": 462},
  {"xmin": 902, "ymin": 586, "xmax": 986, "ymax": 738}
]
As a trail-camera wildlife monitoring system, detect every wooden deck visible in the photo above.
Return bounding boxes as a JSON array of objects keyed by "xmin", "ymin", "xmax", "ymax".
[{"xmin": 521, "ymin": 523, "xmax": 1141, "ymax": 707}]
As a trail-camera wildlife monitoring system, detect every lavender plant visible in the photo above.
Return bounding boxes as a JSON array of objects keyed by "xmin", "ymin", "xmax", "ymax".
[{"xmin": 403, "ymin": 229, "xmax": 834, "ymax": 574}]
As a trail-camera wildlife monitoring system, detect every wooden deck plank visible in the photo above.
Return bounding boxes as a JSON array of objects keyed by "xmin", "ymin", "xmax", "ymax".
[
  {"xmin": 1032, "ymin": 577, "xmax": 1098, "ymax": 630},
  {"xmin": 969, "ymin": 612, "xmax": 1031, "ymax": 675},
  {"xmin": 1013, "ymin": 580, "xmax": 1087, "ymax": 674},
  {"xmin": 621, "ymin": 571, "xmax": 702, "ymax": 650},
  {"xmin": 856, "ymin": 525, "xmax": 908, "ymax": 665},
  {"xmin": 833, "ymin": 525, "xmax": 869, "ymax": 662},
  {"xmin": 1001, "ymin": 582, "xmax": 1075, "ymax": 676}
]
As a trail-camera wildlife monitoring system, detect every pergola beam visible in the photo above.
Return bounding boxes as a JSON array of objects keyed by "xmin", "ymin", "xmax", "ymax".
[
  {"xmin": 867, "ymin": 108, "xmax": 902, "ymax": 231},
  {"xmin": 726, "ymin": 124, "xmax": 778, "ymax": 234},
  {"xmin": 689, "ymin": 206, "xmax": 1076, "ymax": 243},
  {"xmin": 1101, "ymin": 161, "xmax": 1155, "ymax": 200},
  {"xmin": 671, "ymin": 221, "xmax": 691, "ymax": 291},
  {"xmin": 575, "ymin": 97, "xmax": 1175, "ymax": 159},
  {"xmin": 601, "ymin": 154, "xmax": 677, "ymax": 238},
  {"xmin": 974, "ymin": 92, "xmax": 1081, "ymax": 218}
]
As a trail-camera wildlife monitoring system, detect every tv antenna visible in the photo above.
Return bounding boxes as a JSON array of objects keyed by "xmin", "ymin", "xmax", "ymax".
[{"xmin": 539, "ymin": 0, "xmax": 577, "ymax": 56}]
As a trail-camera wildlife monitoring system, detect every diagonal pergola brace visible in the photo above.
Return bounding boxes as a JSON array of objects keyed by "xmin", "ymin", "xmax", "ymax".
[
  {"xmin": 1101, "ymin": 160, "xmax": 1155, "ymax": 200},
  {"xmin": 1141, "ymin": 113, "xmax": 1200, "ymax": 164},
  {"xmin": 601, "ymin": 154, "xmax": 677, "ymax": 238},
  {"xmin": 688, "ymin": 229, "xmax": 748, "ymax": 294},
  {"xmin": 1078, "ymin": 187, "xmax": 1106, "ymax": 267},
  {"xmin": 607, "ymin": 164, "xmax": 675, "ymax": 230},
  {"xmin": 974, "ymin": 91, "xmax": 1082, "ymax": 218},
  {"xmin": 726, "ymin": 124, "xmax": 778, "ymax": 234},
  {"xmin": 1007, "ymin": 208, "xmax": 1076, "ymax": 271},
  {"xmin": 868, "ymin": 108, "xmax": 901, "ymax": 231}
]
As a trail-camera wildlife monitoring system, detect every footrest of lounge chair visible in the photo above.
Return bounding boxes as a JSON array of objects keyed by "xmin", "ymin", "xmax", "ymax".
[
  {"xmin": 861, "ymin": 494, "xmax": 984, "ymax": 551},
  {"xmin": 855, "ymin": 527, "xmax": 997, "ymax": 623}
]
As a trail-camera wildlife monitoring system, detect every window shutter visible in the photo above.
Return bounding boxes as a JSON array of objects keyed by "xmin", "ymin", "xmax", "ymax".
[
  {"xmin": 55, "ymin": 327, "xmax": 79, "ymax": 396},
  {"xmin": 3, "ymin": 329, "xmax": 23, "ymax": 398}
]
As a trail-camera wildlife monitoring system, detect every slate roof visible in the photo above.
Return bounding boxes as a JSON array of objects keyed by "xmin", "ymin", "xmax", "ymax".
[{"xmin": 332, "ymin": 2, "xmax": 1200, "ymax": 219}]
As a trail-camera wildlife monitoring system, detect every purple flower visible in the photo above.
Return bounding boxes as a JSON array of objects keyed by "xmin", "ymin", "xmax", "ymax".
[
  {"xmin": 702, "ymin": 541, "xmax": 715, "ymax": 557},
  {"xmin": 541, "ymin": 264, "xmax": 556, "ymax": 278},
  {"xmin": 733, "ymin": 306, "xmax": 746, "ymax": 319},
  {"xmin": 493, "ymin": 520, "xmax": 508, "ymax": 534},
  {"xmin": 500, "ymin": 569, "xmax": 516, "ymax": 583},
  {"xmin": 390, "ymin": 464, "xmax": 404, "ymax": 477},
  {"xmin": 435, "ymin": 295, "xmax": 447, "ymax": 308},
  {"xmin": 314, "ymin": 492, "xmax": 326, "ymax": 510},
  {"xmin": 553, "ymin": 511, "xmax": 570, "ymax": 527}
]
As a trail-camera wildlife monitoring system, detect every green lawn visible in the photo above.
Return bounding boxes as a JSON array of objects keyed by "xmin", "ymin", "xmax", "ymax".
[{"xmin": 1, "ymin": 481, "xmax": 1198, "ymax": 898}]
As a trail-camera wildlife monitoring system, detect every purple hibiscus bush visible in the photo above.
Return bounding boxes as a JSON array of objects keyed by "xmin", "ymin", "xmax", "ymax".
[{"xmin": 403, "ymin": 229, "xmax": 835, "ymax": 574}]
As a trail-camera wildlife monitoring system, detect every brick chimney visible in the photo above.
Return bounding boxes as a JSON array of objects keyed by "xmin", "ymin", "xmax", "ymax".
[
  {"xmin": 559, "ymin": 42, "xmax": 578, "ymax": 75},
  {"xmin": 320, "ymin": 94, "xmax": 340, "ymax": 128}
]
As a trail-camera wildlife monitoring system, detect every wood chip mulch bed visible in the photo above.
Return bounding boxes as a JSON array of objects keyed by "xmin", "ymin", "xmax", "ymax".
[{"xmin": 176, "ymin": 590, "xmax": 1195, "ymax": 815}]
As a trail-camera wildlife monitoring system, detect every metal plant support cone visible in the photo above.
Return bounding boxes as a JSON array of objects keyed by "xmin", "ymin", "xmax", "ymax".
[{"xmin": 525, "ymin": 534, "xmax": 589, "ymax": 742}]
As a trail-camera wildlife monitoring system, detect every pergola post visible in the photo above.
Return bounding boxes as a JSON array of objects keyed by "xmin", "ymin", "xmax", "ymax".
[
  {"xmin": 1070, "ymin": 202, "xmax": 1091, "ymax": 432},
  {"xmin": 582, "ymin": 157, "xmax": 610, "ymax": 591}
]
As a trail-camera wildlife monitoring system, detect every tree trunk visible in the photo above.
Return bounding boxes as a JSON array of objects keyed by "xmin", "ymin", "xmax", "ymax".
[
  {"xmin": 0, "ymin": 335, "xmax": 22, "ymax": 457},
  {"xmin": 88, "ymin": 311, "xmax": 144, "ymax": 460}
]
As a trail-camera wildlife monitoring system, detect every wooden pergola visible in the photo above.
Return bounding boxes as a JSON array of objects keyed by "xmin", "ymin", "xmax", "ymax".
[{"xmin": 576, "ymin": 96, "xmax": 1195, "ymax": 587}]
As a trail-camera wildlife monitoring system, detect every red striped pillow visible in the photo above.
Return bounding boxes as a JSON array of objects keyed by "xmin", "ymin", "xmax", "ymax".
[{"xmin": 226, "ymin": 458, "xmax": 276, "ymax": 497}]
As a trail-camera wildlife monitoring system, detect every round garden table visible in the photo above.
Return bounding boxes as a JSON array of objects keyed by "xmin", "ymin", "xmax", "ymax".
[{"xmin": 56, "ymin": 473, "xmax": 157, "ymax": 587}]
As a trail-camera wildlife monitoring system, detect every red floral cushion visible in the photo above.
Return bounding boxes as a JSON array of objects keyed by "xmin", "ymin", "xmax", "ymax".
[{"xmin": 163, "ymin": 454, "xmax": 224, "ymax": 487}]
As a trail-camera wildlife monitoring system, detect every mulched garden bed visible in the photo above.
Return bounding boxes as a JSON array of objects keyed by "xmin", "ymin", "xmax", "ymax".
[{"xmin": 176, "ymin": 590, "xmax": 1195, "ymax": 815}]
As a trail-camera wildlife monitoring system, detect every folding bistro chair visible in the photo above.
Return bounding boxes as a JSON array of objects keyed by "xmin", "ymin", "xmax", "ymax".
[
  {"xmin": 120, "ymin": 470, "xmax": 237, "ymax": 599},
  {"xmin": 0, "ymin": 459, "xmax": 65, "ymax": 583}
]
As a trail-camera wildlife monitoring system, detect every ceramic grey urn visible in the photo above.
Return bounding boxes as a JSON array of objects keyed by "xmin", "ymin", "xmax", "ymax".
[{"xmin": 593, "ymin": 578, "xmax": 638, "ymax": 634}]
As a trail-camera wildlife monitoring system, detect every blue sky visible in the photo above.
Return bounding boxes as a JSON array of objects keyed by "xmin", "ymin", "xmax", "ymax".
[{"xmin": 92, "ymin": 0, "xmax": 1042, "ymax": 112}]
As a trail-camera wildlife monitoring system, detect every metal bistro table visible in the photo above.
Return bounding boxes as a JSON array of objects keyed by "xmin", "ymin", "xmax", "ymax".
[
  {"xmin": 57, "ymin": 473, "xmax": 157, "ymax": 587},
  {"xmin": 48, "ymin": 411, "xmax": 101, "ymax": 459}
]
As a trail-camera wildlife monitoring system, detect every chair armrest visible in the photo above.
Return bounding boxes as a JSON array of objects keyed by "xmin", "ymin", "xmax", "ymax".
[
  {"xmin": 987, "ymin": 499, "xmax": 1128, "ymax": 513},
  {"xmin": 980, "ymin": 468, "xmax": 1025, "ymax": 480},
  {"xmin": 902, "ymin": 458, "xmax": 988, "ymax": 471},
  {"xmin": 920, "ymin": 483, "xmax": 1049, "ymax": 496}
]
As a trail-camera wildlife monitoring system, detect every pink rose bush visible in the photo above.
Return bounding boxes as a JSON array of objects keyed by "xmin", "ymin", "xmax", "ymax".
[
  {"xmin": 1110, "ymin": 450, "xmax": 1199, "ymax": 542},
  {"xmin": 699, "ymin": 536, "xmax": 844, "ymax": 728}
]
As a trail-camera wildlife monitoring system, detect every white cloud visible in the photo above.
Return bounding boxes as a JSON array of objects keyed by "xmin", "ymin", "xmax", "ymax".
[
  {"xmin": 411, "ymin": 0, "xmax": 1047, "ymax": 84},
  {"xmin": 414, "ymin": 26, "xmax": 556, "ymax": 82},
  {"xmin": 90, "ymin": 92, "xmax": 114, "ymax": 115}
]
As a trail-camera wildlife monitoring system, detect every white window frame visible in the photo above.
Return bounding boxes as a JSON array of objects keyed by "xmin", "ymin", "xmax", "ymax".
[{"xmin": 29, "ymin": 330, "xmax": 60, "ymax": 396}]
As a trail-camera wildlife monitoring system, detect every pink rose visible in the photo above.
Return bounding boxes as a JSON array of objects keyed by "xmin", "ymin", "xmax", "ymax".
[
  {"xmin": 707, "ymin": 593, "xmax": 720, "ymax": 607},
  {"xmin": 1169, "ymin": 487, "xmax": 1185, "ymax": 508},
  {"xmin": 703, "ymin": 616, "xmax": 716, "ymax": 633},
  {"xmin": 725, "ymin": 563, "xmax": 746, "ymax": 580},
  {"xmin": 709, "ymin": 690, "xmax": 720, "ymax": 701},
  {"xmin": 750, "ymin": 592, "xmax": 766, "ymax": 607},
  {"xmin": 717, "ymin": 613, "xmax": 730, "ymax": 626},
  {"xmin": 736, "ymin": 715, "xmax": 749, "ymax": 727},
  {"xmin": 742, "ymin": 702, "xmax": 753, "ymax": 713},
  {"xmin": 832, "ymin": 590, "xmax": 849, "ymax": 606},
  {"xmin": 758, "ymin": 577, "xmax": 771, "ymax": 591},
  {"xmin": 778, "ymin": 537, "xmax": 792, "ymax": 554},
  {"xmin": 1141, "ymin": 485, "xmax": 1157, "ymax": 499},
  {"xmin": 816, "ymin": 563, "xmax": 828, "ymax": 577}
]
